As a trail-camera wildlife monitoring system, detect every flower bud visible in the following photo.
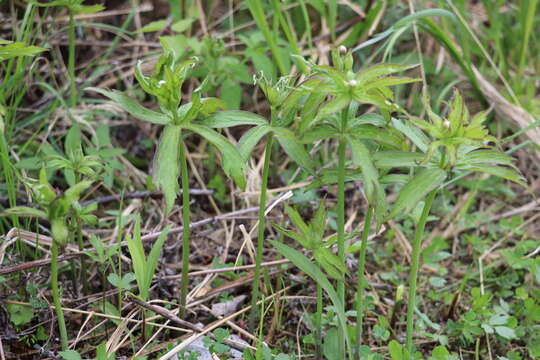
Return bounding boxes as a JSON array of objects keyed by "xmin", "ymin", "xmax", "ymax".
[
  {"xmin": 338, "ymin": 45, "xmax": 347, "ymax": 55},
  {"xmin": 348, "ymin": 79, "xmax": 358, "ymax": 87},
  {"xmin": 443, "ymin": 120, "xmax": 451, "ymax": 128}
]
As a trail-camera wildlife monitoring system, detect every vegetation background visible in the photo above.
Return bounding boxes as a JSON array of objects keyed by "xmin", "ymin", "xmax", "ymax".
[{"xmin": 0, "ymin": 0, "xmax": 539, "ymax": 359}]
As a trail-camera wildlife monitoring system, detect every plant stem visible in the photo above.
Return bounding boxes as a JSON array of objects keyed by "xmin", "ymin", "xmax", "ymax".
[
  {"xmin": 336, "ymin": 107, "xmax": 348, "ymax": 305},
  {"xmin": 336, "ymin": 107, "xmax": 348, "ymax": 359},
  {"xmin": 179, "ymin": 141, "xmax": 191, "ymax": 317},
  {"xmin": 405, "ymin": 189, "xmax": 437, "ymax": 358},
  {"xmin": 355, "ymin": 205, "xmax": 373, "ymax": 359},
  {"xmin": 51, "ymin": 241, "xmax": 68, "ymax": 350},
  {"xmin": 249, "ymin": 132, "xmax": 274, "ymax": 331},
  {"xmin": 68, "ymin": 9, "xmax": 77, "ymax": 107},
  {"xmin": 315, "ymin": 283, "xmax": 323, "ymax": 360}
]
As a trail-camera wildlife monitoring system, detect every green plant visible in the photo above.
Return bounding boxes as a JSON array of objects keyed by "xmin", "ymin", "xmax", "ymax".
[
  {"xmin": 32, "ymin": 0, "xmax": 104, "ymax": 107},
  {"xmin": 3, "ymin": 169, "xmax": 93, "ymax": 350},
  {"xmin": 87, "ymin": 46, "xmax": 247, "ymax": 316},
  {"xmin": 297, "ymin": 46, "xmax": 419, "ymax": 358},
  {"xmin": 125, "ymin": 216, "xmax": 170, "ymax": 301},
  {"xmin": 210, "ymin": 73, "xmax": 316, "ymax": 329},
  {"xmin": 386, "ymin": 91, "xmax": 524, "ymax": 358},
  {"xmin": 273, "ymin": 204, "xmax": 345, "ymax": 357}
]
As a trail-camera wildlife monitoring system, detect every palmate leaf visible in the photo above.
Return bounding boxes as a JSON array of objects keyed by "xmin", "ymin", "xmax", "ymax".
[
  {"xmin": 269, "ymin": 240, "xmax": 351, "ymax": 356},
  {"xmin": 201, "ymin": 110, "xmax": 267, "ymax": 128},
  {"xmin": 184, "ymin": 123, "xmax": 246, "ymax": 190},
  {"xmin": 152, "ymin": 125, "xmax": 181, "ymax": 214},
  {"xmin": 388, "ymin": 168, "xmax": 447, "ymax": 219},
  {"xmin": 86, "ymin": 88, "xmax": 171, "ymax": 125}
]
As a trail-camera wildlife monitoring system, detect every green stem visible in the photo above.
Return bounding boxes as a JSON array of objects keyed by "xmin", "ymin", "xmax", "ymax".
[
  {"xmin": 355, "ymin": 205, "xmax": 373, "ymax": 359},
  {"xmin": 249, "ymin": 133, "xmax": 274, "ymax": 331},
  {"xmin": 336, "ymin": 107, "xmax": 348, "ymax": 305},
  {"xmin": 179, "ymin": 141, "xmax": 191, "ymax": 317},
  {"xmin": 336, "ymin": 107, "xmax": 348, "ymax": 360},
  {"xmin": 405, "ymin": 190, "xmax": 437, "ymax": 358},
  {"xmin": 316, "ymin": 283, "xmax": 323, "ymax": 360},
  {"xmin": 68, "ymin": 9, "xmax": 77, "ymax": 107},
  {"xmin": 51, "ymin": 241, "xmax": 68, "ymax": 350}
]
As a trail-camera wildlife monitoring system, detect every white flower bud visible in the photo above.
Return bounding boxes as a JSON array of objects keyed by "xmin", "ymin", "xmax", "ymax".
[
  {"xmin": 348, "ymin": 79, "xmax": 358, "ymax": 87},
  {"xmin": 339, "ymin": 45, "xmax": 347, "ymax": 55},
  {"xmin": 443, "ymin": 120, "xmax": 451, "ymax": 128},
  {"xmin": 158, "ymin": 80, "xmax": 166, "ymax": 86}
]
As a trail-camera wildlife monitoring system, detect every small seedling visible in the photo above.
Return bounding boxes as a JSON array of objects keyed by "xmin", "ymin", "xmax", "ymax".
[{"xmin": 4, "ymin": 168, "xmax": 93, "ymax": 350}]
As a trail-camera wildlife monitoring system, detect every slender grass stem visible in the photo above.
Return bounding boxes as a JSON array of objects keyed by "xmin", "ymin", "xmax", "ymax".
[
  {"xmin": 179, "ymin": 141, "xmax": 191, "ymax": 317},
  {"xmin": 51, "ymin": 241, "xmax": 68, "ymax": 350},
  {"xmin": 68, "ymin": 10, "xmax": 77, "ymax": 107},
  {"xmin": 249, "ymin": 133, "xmax": 274, "ymax": 331},
  {"xmin": 405, "ymin": 190, "xmax": 437, "ymax": 358},
  {"xmin": 355, "ymin": 205, "xmax": 373, "ymax": 359}
]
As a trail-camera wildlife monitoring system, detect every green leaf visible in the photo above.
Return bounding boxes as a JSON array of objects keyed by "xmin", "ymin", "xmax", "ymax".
[
  {"xmin": 347, "ymin": 125, "xmax": 404, "ymax": 149},
  {"xmin": 107, "ymin": 272, "xmax": 135, "ymax": 290},
  {"xmin": 275, "ymin": 130, "xmax": 315, "ymax": 174},
  {"xmin": 392, "ymin": 118, "xmax": 430, "ymax": 152},
  {"xmin": 388, "ymin": 168, "xmax": 446, "ymax": 219},
  {"xmin": 202, "ymin": 110, "xmax": 267, "ymax": 128},
  {"xmin": 347, "ymin": 136, "xmax": 381, "ymax": 204},
  {"xmin": 388, "ymin": 340, "xmax": 404, "ymax": 360},
  {"xmin": 220, "ymin": 79, "xmax": 242, "ymax": 110},
  {"xmin": 59, "ymin": 350, "xmax": 82, "ymax": 360},
  {"xmin": 269, "ymin": 240, "xmax": 351, "ymax": 355},
  {"xmin": 373, "ymin": 151, "xmax": 425, "ymax": 168},
  {"xmin": 86, "ymin": 87, "xmax": 171, "ymax": 125},
  {"xmin": 171, "ymin": 18, "xmax": 194, "ymax": 33},
  {"xmin": 238, "ymin": 124, "xmax": 273, "ymax": 162},
  {"xmin": 153, "ymin": 125, "xmax": 181, "ymax": 213},
  {"xmin": 141, "ymin": 20, "xmax": 167, "ymax": 33},
  {"xmin": 0, "ymin": 42, "xmax": 46, "ymax": 61},
  {"xmin": 65, "ymin": 124, "xmax": 82, "ymax": 156},
  {"xmin": 3, "ymin": 206, "xmax": 47, "ymax": 219},
  {"xmin": 495, "ymin": 326, "xmax": 516, "ymax": 340},
  {"xmin": 459, "ymin": 164, "xmax": 525, "ymax": 186},
  {"xmin": 7, "ymin": 303, "xmax": 34, "ymax": 326},
  {"xmin": 144, "ymin": 224, "xmax": 171, "ymax": 300},
  {"xmin": 185, "ymin": 123, "xmax": 247, "ymax": 190},
  {"xmin": 323, "ymin": 327, "xmax": 340, "ymax": 360}
]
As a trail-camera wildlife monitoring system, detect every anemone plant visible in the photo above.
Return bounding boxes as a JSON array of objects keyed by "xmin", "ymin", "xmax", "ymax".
[
  {"xmin": 87, "ymin": 48, "xmax": 247, "ymax": 316},
  {"xmin": 3, "ymin": 169, "xmax": 93, "ymax": 350},
  {"xmin": 384, "ymin": 90, "xmax": 525, "ymax": 358},
  {"xmin": 296, "ymin": 46, "xmax": 419, "ymax": 358},
  {"xmin": 208, "ymin": 73, "xmax": 316, "ymax": 330}
]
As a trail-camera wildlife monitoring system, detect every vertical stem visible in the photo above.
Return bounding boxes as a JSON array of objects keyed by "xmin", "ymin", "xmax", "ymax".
[
  {"xmin": 355, "ymin": 205, "xmax": 373, "ymax": 359},
  {"xmin": 68, "ymin": 10, "xmax": 77, "ymax": 107},
  {"xmin": 336, "ymin": 107, "xmax": 348, "ymax": 359},
  {"xmin": 315, "ymin": 283, "xmax": 323, "ymax": 360},
  {"xmin": 179, "ymin": 142, "xmax": 191, "ymax": 317},
  {"xmin": 336, "ymin": 107, "xmax": 349, "ymax": 305},
  {"xmin": 249, "ymin": 133, "xmax": 274, "ymax": 331},
  {"xmin": 51, "ymin": 241, "xmax": 68, "ymax": 350},
  {"xmin": 405, "ymin": 190, "xmax": 437, "ymax": 358}
]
